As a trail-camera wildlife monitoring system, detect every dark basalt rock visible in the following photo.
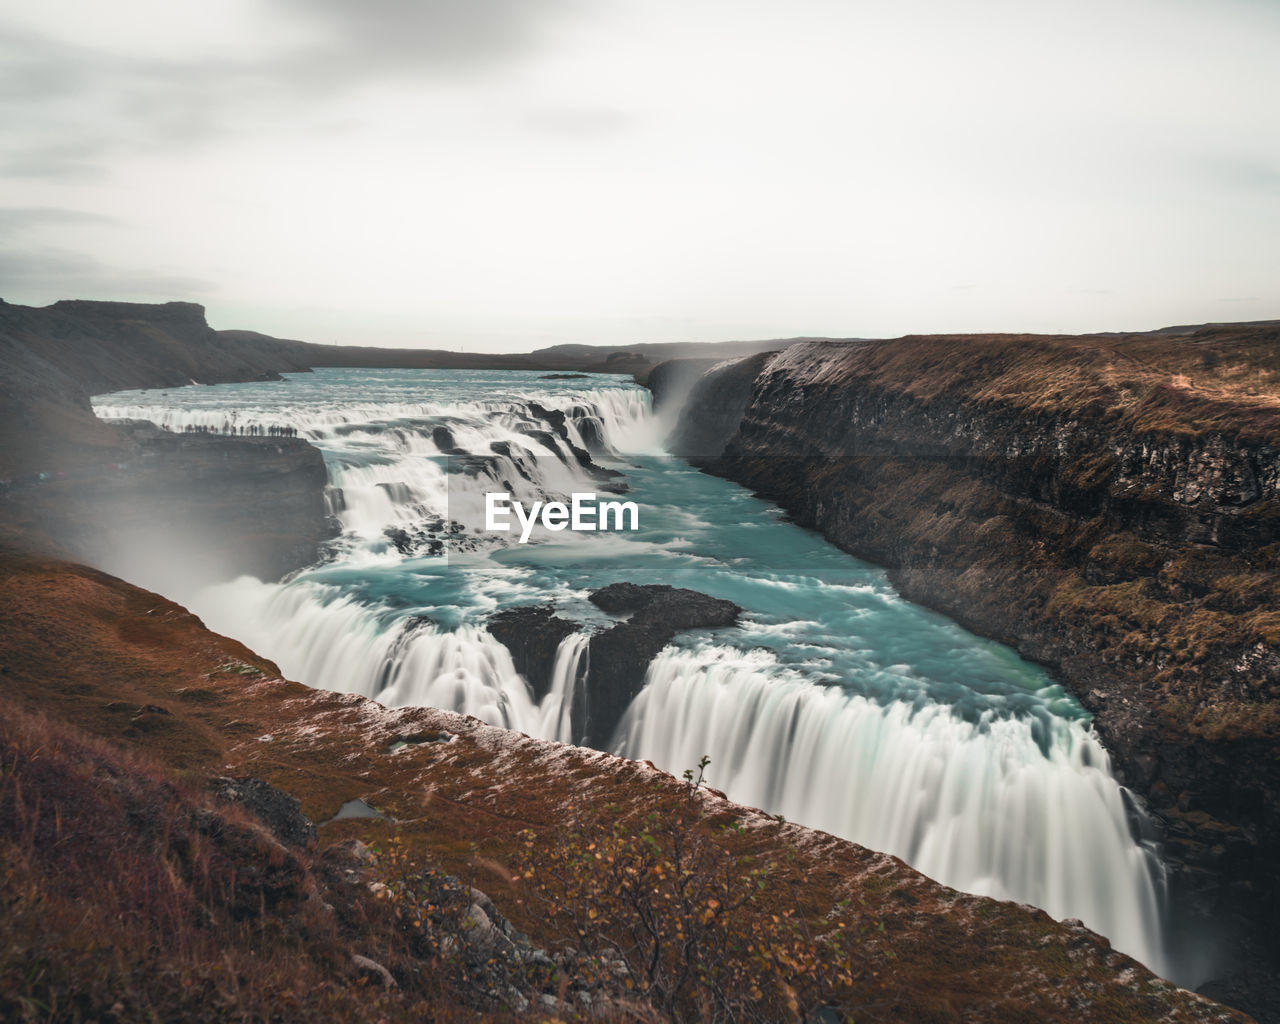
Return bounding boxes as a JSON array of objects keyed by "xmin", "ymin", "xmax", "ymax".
[
  {"xmin": 209, "ymin": 775, "xmax": 317, "ymax": 849},
  {"xmin": 576, "ymin": 447, "xmax": 626, "ymax": 488},
  {"xmin": 575, "ymin": 417, "xmax": 608, "ymax": 455},
  {"xmin": 486, "ymin": 585, "xmax": 740, "ymax": 749},
  {"xmin": 580, "ymin": 584, "xmax": 740, "ymax": 748},
  {"xmin": 527, "ymin": 400, "xmax": 619, "ymax": 473},
  {"xmin": 432, "ymin": 425, "xmax": 457, "ymax": 451},
  {"xmin": 512, "ymin": 415, "xmax": 625, "ymax": 488},
  {"xmin": 487, "ymin": 605, "xmax": 579, "ymax": 702},
  {"xmin": 527, "ymin": 402, "xmax": 569, "ymax": 441},
  {"xmin": 384, "ymin": 527, "xmax": 445, "ymax": 558},
  {"xmin": 517, "ymin": 427, "xmax": 564, "ymax": 455},
  {"xmin": 588, "ymin": 582, "xmax": 740, "ymax": 628}
]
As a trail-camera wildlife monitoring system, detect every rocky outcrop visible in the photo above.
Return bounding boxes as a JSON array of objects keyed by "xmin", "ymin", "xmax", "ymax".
[
  {"xmin": 659, "ymin": 326, "xmax": 1280, "ymax": 1020},
  {"xmin": 209, "ymin": 776, "xmax": 318, "ymax": 849},
  {"xmin": 524, "ymin": 401, "xmax": 625, "ymax": 483},
  {"xmin": 488, "ymin": 584, "xmax": 741, "ymax": 748},
  {"xmin": 582, "ymin": 583, "xmax": 740, "ymax": 746},
  {"xmin": 487, "ymin": 605, "xmax": 579, "ymax": 703}
]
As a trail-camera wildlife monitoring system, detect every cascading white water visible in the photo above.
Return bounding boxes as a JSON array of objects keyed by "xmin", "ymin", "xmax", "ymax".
[
  {"xmin": 97, "ymin": 384, "xmax": 657, "ymax": 556},
  {"xmin": 614, "ymin": 644, "xmax": 1168, "ymax": 974},
  {"xmin": 95, "ymin": 387, "xmax": 654, "ymax": 454},
  {"xmin": 195, "ymin": 573, "xmax": 595, "ymax": 740},
  {"xmin": 92, "ymin": 368, "xmax": 1173, "ymax": 978},
  {"xmin": 538, "ymin": 632, "xmax": 591, "ymax": 744}
]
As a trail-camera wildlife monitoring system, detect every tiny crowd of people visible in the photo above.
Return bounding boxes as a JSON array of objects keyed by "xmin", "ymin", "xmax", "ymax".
[{"xmin": 173, "ymin": 423, "xmax": 298, "ymax": 437}]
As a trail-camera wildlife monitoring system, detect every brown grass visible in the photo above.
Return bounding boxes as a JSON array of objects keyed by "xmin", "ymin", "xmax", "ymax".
[
  {"xmin": 781, "ymin": 325, "xmax": 1280, "ymax": 440},
  {"xmin": 0, "ymin": 549, "xmax": 1256, "ymax": 1023},
  {"xmin": 0, "ymin": 705, "xmax": 508, "ymax": 1023}
]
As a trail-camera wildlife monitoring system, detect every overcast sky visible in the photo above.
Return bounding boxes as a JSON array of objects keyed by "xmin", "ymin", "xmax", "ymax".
[{"xmin": 2, "ymin": 0, "xmax": 1278, "ymax": 351}]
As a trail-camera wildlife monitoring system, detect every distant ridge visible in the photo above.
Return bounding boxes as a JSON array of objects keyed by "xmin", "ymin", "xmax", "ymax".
[
  {"xmin": 1086, "ymin": 318, "xmax": 1280, "ymax": 338},
  {"xmin": 1146, "ymin": 319, "xmax": 1280, "ymax": 336},
  {"xmin": 0, "ymin": 297, "xmax": 804, "ymax": 477},
  {"xmin": 2, "ymin": 294, "xmax": 1276, "ymax": 479}
]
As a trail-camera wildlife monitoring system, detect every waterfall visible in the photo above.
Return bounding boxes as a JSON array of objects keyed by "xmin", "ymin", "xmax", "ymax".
[
  {"xmin": 614, "ymin": 644, "xmax": 1168, "ymax": 976},
  {"xmin": 93, "ymin": 385, "xmax": 657, "ymax": 455},
  {"xmin": 97, "ymin": 381, "xmax": 653, "ymax": 559},
  {"xmin": 538, "ymin": 632, "xmax": 591, "ymax": 744},
  {"xmin": 91, "ymin": 369, "xmax": 1174, "ymax": 979},
  {"xmin": 195, "ymin": 574, "xmax": 594, "ymax": 745},
  {"xmin": 193, "ymin": 577, "xmax": 533, "ymax": 727}
]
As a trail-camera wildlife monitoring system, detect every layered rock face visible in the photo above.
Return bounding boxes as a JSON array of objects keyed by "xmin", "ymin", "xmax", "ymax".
[{"xmin": 657, "ymin": 327, "xmax": 1280, "ymax": 1018}]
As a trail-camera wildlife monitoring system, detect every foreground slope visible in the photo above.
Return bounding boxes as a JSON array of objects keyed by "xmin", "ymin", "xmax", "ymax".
[{"xmin": 0, "ymin": 547, "xmax": 1247, "ymax": 1023}]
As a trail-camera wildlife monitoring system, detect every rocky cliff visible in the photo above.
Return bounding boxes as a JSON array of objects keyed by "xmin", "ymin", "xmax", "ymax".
[
  {"xmin": 0, "ymin": 299, "xmax": 316, "ymax": 480},
  {"xmin": 656, "ymin": 325, "xmax": 1280, "ymax": 1020},
  {"xmin": 0, "ymin": 300, "xmax": 339, "ymax": 582},
  {"xmin": 3, "ymin": 421, "xmax": 334, "ymax": 591}
]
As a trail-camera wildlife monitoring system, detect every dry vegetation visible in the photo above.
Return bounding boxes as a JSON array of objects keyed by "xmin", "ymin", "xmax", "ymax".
[
  {"xmin": 796, "ymin": 326, "xmax": 1280, "ymax": 436},
  {"xmin": 3, "ymin": 704, "xmax": 866, "ymax": 1022},
  {"xmin": 514, "ymin": 758, "xmax": 868, "ymax": 1022},
  {"xmin": 0, "ymin": 548, "xmax": 1252, "ymax": 1022},
  {"xmin": 0, "ymin": 706, "xmax": 480, "ymax": 1023}
]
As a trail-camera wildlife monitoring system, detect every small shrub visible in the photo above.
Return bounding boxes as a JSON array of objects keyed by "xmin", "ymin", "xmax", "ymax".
[{"xmin": 516, "ymin": 757, "xmax": 863, "ymax": 1023}]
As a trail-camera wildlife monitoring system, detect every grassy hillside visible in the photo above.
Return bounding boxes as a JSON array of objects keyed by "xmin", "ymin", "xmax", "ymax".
[{"xmin": 0, "ymin": 547, "xmax": 1248, "ymax": 1022}]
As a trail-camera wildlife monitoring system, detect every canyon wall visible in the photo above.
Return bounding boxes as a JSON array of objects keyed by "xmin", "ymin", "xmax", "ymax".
[
  {"xmin": 657, "ymin": 326, "xmax": 1280, "ymax": 1017},
  {"xmin": 3, "ymin": 421, "xmax": 334, "ymax": 592},
  {"xmin": 0, "ymin": 300, "xmax": 337, "ymax": 582},
  {"xmin": 0, "ymin": 299, "xmax": 315, "ymax": 480}
]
